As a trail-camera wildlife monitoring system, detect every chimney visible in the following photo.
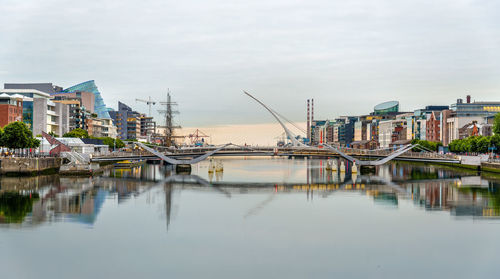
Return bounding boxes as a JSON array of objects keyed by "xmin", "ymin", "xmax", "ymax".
[
  {"xmin": 307, "ymin": 99, "xmax": 310, "ymax": 140},
  {"xmin": 466, "ymin": 95, "xmax": 471, "ymax": 104},
  {"xmin": 311, "ymin": 98, "xmax": 314, "ymax": 122}
]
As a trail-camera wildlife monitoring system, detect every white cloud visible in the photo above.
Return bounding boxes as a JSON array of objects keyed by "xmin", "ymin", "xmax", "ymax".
[{"xmin": 1, "ymin": 0, "xmax": 500, "ymax": 126}]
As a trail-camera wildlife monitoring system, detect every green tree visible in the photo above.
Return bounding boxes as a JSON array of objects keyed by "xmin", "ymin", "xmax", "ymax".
[
  {"xmin": 97, "ymin": 137, "xmax": 125, "ymax": 149},
  {"xmin": 411, "ymin": 139, "xmax": 442, "ymax": 152},
  {"xmin": 477, "ymin": 136, "xmax": 491, "ymax": 153},
  {"xmin": 448, "ymin": 135, "xmax": 496, "ymax": 154},
  {"xmin": 494, "ymin": 112, "xmax": 500, "ymax": 135},
  {"xmin": 0, "ymin": 127, "xmax": 4, "ymax": 147},
  {"xmin": 0, "ymin": 192, "xmax": 39, "ymax": 223},
  {"xmin": 2, "ymin": 122, "xmax": 39, "ymax": 149},
  {"xmin": 63, "ymin": 128, "xmax": 89, "ymax": 138},
  {"xmin": 48, "ymin": 131, "xmax": 58, "ymax": 138},
  {"xmin": 490, "ymin": 134, "xmax": 500, "ymax": 151},
  {"xmin": 29, "ymin": 137, "xmax": 41, "ymax": 148}
]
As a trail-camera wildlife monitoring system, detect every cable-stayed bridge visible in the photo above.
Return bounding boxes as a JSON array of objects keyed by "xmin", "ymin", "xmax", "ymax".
[
  {"xmin": 92, "ymin": 92, "xmax": 460, "ymax": 166},
  {"xmin": 92, "ymin": 142, "xmax": 459, "ymax": 166}
]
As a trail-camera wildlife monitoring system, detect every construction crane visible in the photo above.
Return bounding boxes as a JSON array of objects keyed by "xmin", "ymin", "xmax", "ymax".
[
  {"xmin": 188, "ymin": 129, "xmax": 210, "ymax": 146},
  {"xmin": 135, "ymin": 96, "xmax": 156, "ymax": 117}
]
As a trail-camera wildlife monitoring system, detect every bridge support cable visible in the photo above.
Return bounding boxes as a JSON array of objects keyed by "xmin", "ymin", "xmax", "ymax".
[
  {"xmin": 270, "ymin": 108, "xmax": 307, "ymax": 134},
  {"xmin": 244, "ymin": 91, "xmax": 305, "ymax": 147}
]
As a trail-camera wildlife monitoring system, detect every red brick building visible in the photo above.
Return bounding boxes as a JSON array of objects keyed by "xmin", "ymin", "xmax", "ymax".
[
  {"xmin": 426, "ymin": 111, "xmax": 440, "ymax": 142},
  {"xmin": 0, "ymin": 94, "xmax": 23, "ymax": 127}
]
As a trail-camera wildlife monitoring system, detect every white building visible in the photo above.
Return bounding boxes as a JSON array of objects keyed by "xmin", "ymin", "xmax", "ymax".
[
  {"xmin": 446, "ymin": 116, "xmax": 485, "ymax": 142},
  {"xmin": 378, "ymin": 120, "xmax": 394, "ymax": 148},
  {"xmin": 378, "ymin": 119, "xmax": 407, "ymax": 148},
  {"xmin": 0, "ymin": 89, "xmax": 69, "ymax": 136},
  {"xmin": 89, "ymin": 117, "xmax": 118, "ymax": 138}
]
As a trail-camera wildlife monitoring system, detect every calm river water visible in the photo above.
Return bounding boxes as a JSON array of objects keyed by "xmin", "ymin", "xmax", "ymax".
[{"xmin": 1, "ymin": 157, "xmax": 500, "ymax": 278}]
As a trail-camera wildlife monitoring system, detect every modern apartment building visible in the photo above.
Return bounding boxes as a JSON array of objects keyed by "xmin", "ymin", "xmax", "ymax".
[
  {"xmin": 86, "ymin": 117, "xmax": 118, "ymax": 138},
  {"xmin": 378, "ymin": 119, "xmax": 407, "ymax": 148},
  {"xmin": 53, "ymin": 99, "xmax": 89, "ymax": 131},
  {"xmin": 109, "ymin": 102, "xmax": 140, "ymax": 140},
  {"xmin": 0, "ymin": 88, "xmax": 69, "ymax": 136},
  {"xmin": 140, "ymin": 115, "xmax": 156, "ymax": 138},
  {"xmin": 52, "ymin": 91, "xmax": 95, "ymax": 113}
]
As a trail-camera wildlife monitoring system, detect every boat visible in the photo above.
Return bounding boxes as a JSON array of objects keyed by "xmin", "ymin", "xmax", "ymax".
[{"xmin": 114, "ymin": 160, "xmax": 146, "ymax": 168}]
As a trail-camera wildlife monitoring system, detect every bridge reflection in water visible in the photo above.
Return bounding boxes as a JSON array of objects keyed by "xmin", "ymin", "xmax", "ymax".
[{"xmin": 1, "ymin": 160, "xmax": 500, "ymax": 228}]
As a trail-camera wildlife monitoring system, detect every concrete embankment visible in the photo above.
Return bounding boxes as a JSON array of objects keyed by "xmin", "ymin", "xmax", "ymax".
[
  {"xmin": 481, "ymin": 162, "xmax": 500, "ymax": 174},
  {"xmin": 0, "ymin": 157, "xmax": 63, "ymax": 175},
  {"xmin": 59, "ymin": 163, "xmax": 103, "ymax": 176}
]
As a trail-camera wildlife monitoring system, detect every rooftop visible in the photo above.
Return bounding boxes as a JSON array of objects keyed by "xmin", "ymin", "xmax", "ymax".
[
  {"xmin": 0, "ymin": 88, "xmax": 51, "ymax": 98},
  {"xmin": 374, "ymin": 101, "xmax": 399, "ymax": 111},
  {"xmin": 0, "ymin": 93, "xmax": 32, "ymax": 101},
  {"xmin": 4, "ymin": 82, "xmax": 56, "ymax": 94}
]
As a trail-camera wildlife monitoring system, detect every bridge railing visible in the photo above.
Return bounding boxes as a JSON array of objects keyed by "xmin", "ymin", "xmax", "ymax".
[
  {"xmin": 337, "ymin": 147, "xmax": 459, "ymax": 160},
  {"xmin": 93, "ymin": 144, "xmax": 459, "ymax": 163},
  {"xmin": 92, "ymin": 150, "xmax": 151, "ymax": 158}
]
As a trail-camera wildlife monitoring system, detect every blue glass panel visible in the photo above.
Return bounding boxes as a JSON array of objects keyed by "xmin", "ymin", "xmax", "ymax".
[
  {"xmin": 23, "ymin": 101, "xmax": 33, "ymax": 131},
  {"xmin": 61, "ymin": 80, "xmax": 111, "ymax": 118}
]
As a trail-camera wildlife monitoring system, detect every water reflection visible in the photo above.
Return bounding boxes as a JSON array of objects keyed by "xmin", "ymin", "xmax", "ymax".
[{"xmin": 1, "ymin": 159, "xmax": 500, "ymax": 229}]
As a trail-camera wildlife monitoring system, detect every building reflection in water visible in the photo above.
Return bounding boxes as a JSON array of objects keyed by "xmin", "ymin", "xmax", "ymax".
[
  {"xmin": 1, "ymin": 161, "xmax": 500, "ymax": 228},
  {"xmin": 165, "ymin": 182, "xmax": 172, "ymax": 230},
  {"xmin": 302, "ymin": 158, "xmax": 500, "ymax": 218},
  {"xmin": 0, "ymin": 166, "xmax": 174, "ymax": 227}
]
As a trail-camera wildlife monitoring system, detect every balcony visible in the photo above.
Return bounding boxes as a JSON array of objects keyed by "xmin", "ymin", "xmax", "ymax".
[{"xmin": 46, "ymin": 110, "xmax": 57, "ymax": 116}]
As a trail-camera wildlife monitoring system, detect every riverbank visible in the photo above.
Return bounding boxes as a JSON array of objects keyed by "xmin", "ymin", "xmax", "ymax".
[
  {"xmin": 481, "ymin": 162, "xmax": 500, "ymax": 174},
  {"xmin": 0, "ymin": 157, "xmax": 62, "ymax": 175}
]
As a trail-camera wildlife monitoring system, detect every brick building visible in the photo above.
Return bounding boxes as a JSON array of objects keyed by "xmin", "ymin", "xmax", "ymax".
[
  {"xmin": 0, "ymin": 93, "xmax": 24, "ymax": 127},
  {"xmin": 426, "ymin": 111, "xmax": 441, "ymax": 142}
]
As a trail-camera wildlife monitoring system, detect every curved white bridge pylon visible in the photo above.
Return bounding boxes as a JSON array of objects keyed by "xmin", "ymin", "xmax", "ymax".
[{"xmin": 244, "ymin": 91, "xmax": 306, "ymax": 147}]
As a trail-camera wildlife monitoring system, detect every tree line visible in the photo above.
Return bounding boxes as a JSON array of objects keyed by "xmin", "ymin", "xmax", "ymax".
[
  {"xmin": 411, "ymin": 139, "xmax": 443, "ymax": 152},
  {"xmin": 448, "ymin": 135, "xmax": 500, "ymax": 154},
  {"xmin": 0, "ymin": 122, "xmax": 125, "ymax": 150},
  {"xmin": 448, "ymin": 113, "xmax": 500, "ymax": 154}
]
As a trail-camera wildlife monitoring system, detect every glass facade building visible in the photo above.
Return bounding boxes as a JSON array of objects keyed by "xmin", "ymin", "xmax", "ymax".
[
  {"xmin": 450, "ymin": 101, "xmax": 500, "ymax": 117},
  {"xmin": 61, "ymin": 80, "xmax": 110, "ymax": 118},
  {"xmin": 374, "ymin": 101, "xmax": 399, "ymax": 115},
  {"xmin": 22, "ymin": 101, "xmax": 33, "ymax": 130}
]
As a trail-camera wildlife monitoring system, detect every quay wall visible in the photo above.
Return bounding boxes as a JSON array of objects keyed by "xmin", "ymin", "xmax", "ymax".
[
  {"xmin": 59, "ymin": 163, "xmax": 102, "ymax": 176},
  {"xmin": 481, "ymin": 162, "xmax": 500, "ymax": 174},
  {"xmin": 0, "ymin": 157, "xmax": 63, "ymax": 175}
]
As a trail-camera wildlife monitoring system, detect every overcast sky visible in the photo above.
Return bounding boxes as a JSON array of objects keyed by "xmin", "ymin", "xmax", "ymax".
[{"xmin": 1, "ymin": 0, "xmax": 500, "ymax": 128}]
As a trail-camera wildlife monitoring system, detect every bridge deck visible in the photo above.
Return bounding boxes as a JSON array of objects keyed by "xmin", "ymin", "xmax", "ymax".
[{"xmin": 92, "ymin": 145, "xmax": 460, "ymax": 165}]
